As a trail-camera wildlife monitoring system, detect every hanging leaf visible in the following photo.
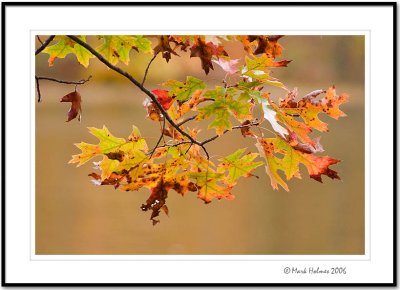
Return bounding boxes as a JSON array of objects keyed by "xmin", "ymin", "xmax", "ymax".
[{"xmin": 60, "ymin": 91, "xmax": 82, "ymax": 122}]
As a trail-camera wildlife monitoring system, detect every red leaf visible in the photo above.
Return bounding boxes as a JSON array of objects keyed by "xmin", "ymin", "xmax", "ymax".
[
  {"xmin": 60, "ymin": 91, "xmax": 82, "ymax": 122},
  {"xmin": 152, "ymin": 89, "xmax": 173, "ymax": 110}
]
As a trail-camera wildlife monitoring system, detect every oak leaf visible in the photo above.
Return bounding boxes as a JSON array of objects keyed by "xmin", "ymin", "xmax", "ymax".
[
  {"xmin": 162, "ymin": 76, "xmax": 205, "ymax": 102},
  {"xmin": 154, "ymin": 35, "xmax": 179, "ymax": 62},
  {"xmin": 218, "ymin": 148, "xmax": 263, "ymax": 185},
  {"xmin": 60, "ymin": 91, "xmax": 82, "ymax": 122},
  {"xmin": 256, "ymin": 137, "xmax": 340, "ymax": 191},
  {"xmin": 190, "ymin": 37, "xmax": 228, "ymax": 74},
  {"xmin": 196, "ymin": 87, "xmax": 253, "ymax": 135},
  {"xmin": 279, "ymin": 87, "xmax": 348, "ymax": 132}
]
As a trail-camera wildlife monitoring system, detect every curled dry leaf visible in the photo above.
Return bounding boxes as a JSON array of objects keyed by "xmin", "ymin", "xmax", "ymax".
[{"xmin": 60, "ymin": 90, "xmax": 82, "ymax": 122}]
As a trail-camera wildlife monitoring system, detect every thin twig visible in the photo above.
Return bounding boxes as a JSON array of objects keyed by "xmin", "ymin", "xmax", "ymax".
[
  {"xmin": 35, "ymin": 75, "xmax": 92, "ymax": 85},
  {"xmin": 67, "ymin": 35, "xmax": 206, "ymax": 156},
  {"xmin": 142, "ymin": 52, "xmax": 159, "ymax": 86},
  {"xmin": 35, "ymin": 35, "xmax": 55, "ymax": 55},
  {"xmin": 201, "ymin": 120, "xmax": 260, "ymax": 146},
  {"xmin": 35, "ymin": 75, "xmax": 92, "ymax": 102},
  {"xmin": 149, "ymin": 117, "xmax": 166, "ymax": 158},
  {"xmin": 35, "ymin": 76, "xmax": 41, "ymax": 102},
  {"xmin": 177, "ymin": 115, "xmax": 197, "ymax": 127},
  {"xmin": 36, "ymin": 36, "xmax": 43, "ymax": 45}
]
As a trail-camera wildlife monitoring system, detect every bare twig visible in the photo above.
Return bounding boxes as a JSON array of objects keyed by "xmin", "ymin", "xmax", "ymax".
[
  {"xmin": 36, "ymin": 36, "xmax": 43, "ymax": 45},
  {"xmin": 35, "ymin": 35, "xmax": 55, "ymax": 55},
  {"xmin": 142, "ymin": 52, "xmax": 159, "ymax": 86},
  {"xmin": 35, "ymin": 76, "xmax": 42, "ymax": 102},
  {"xmin": 201, "ymin": 120, "xmax": 260, "ymax": 146},
  {"xmin": 35, "ymin": 75, "xmax": 92, "ymax": 85},
  {"xmin": 35, "ymin": 75, "xmax": 92, "ymax": 102},
  {"xmin": 177, "ymin": 115, "xmax": 197, "ymax": 127},
  {"xmin": 149, "ymin": 117, "xmax": 166, "ymax": 158},
  {"xmin": 67, "ymin": 35, "xmax": 206, "ymax": 156}
]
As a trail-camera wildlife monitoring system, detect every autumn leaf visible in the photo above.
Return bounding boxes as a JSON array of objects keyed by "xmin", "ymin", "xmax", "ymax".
[
  {"xmin": 72, "ymin": 36, "xmax": 94, "ymax": 68},
  {"xmin": 212, "ymin": 57, "xmax": 240, "ymax": 75},
  {"xmin": 279, "ymin": 87, "xmax": 348, "ymax": 132},
  {"xmin": 255, "ymin": 92, "xmax": 288, "ymax": 138},
  {"xmin": 250, "ymin": 35, "xmax": 284, "ymax": 57},
  {"xmin": 96, "ymin": 35, "xmax": 152, "ymax": 65},
  {"xmin": 43, "ymin": 36, "xmax": 94, "ymax": 67},
  {"xmin": 162, "ymin": 76, "xmax": 205, "ymax": 102},
  {"xmin": 241, "ymin": 54, "xmax": 287, "ymax": 88},
  {"xmin": 154, "ymin": 35, "xmax": 179, "ymax": 62},
  {"xmin": 69, "ymin": 125, "xmax": 148, "ymax": 166},
  {"xmin": 218, "ymin": 148, "xmax": 263, "ymax": 185},
  {"xmin": 196, "ymin": 87, "xmax": 253, "ymax": 135},
  {"xmin": 190, "ymin": 37, "xmax": 227, "ymax": 74},
  {"xmin": 177, "ymin": 89, "xmax": 203, "ymax": 117},
  {"xmin": 256, "ymin": 137, "xmax": 340, "ymax": 191},
  {"xmin": 43, "ymin": 37, "xmax": 75, "ymax": 66},
  {"xmin": 143, "ymin": 98, "xmax": 162, "ymax": 121},
  {"xmin": 60, "ymin": 90, "xmax": 82, "ymax": 122},
  {"xmin": 152, "ymin": 89, "xmax": 173, "ymax": 110},
  {"xmin": 255, "ymin": 138, "xmax": 289, "ymax": 191},
  {"xmin": 189, "ymin": 171, "xmax": 233, "ymax": 204}
]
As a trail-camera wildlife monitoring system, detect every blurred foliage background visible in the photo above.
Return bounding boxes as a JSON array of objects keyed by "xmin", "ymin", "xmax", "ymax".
[{"xmin": 35, "ymin": 35, "xmax": 365, "ymax": 255}]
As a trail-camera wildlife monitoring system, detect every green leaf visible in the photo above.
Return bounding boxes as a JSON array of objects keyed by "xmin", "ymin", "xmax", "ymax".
[
  {"xmin": 43, "ymin": 36, "xmax": 94, "ymax": 67},
  {"xmin": 132, "ymin": 36, "xmax": 153, "ymax": 54},
  {"xmin": 73, "ymin": 36, "xmax": 94, "ymax": 68},
  {"xmin": 69, "ymin": 126, "xmax": 148, "ymax": 166},
  {"xmin": 218, "ymin": 148, "xmax": 263, "ymax": 185},
  {"xmin": 89, "ymin": 126, "xmax": 127, "ymax": 153},
  {"xmin": 162, "ymin": 76, "xmax": 206, "ymax": 102},
  {"xmin": 95, "ymin": 35, "xmax": 153, "ymax": 65},
  {"xmin": 43, "ymin": 37, "xmax": 75, "ymax": 66},
  {"xmin": 196, "ymin": 87, "xmax": 253, "ymax": 135}
]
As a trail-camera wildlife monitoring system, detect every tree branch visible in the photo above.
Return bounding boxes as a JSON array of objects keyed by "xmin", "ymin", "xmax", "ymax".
[
  {"xmin": 35, "ymin": 35, "xmax": 55, "ymax": 55},
  {"xmin": 66, "ymin": 35, "xmax": 204, "ymax": 154}
]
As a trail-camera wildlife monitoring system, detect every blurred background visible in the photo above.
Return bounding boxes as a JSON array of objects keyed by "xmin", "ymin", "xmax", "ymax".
[{"xmin": 35, "ymin": 35, "xmax": 365, "ymax": 255}]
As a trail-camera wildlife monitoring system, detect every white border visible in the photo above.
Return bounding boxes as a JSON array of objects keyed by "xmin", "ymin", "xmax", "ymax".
[{"xmin": 5, "ymin": 4, "xmax": 393, "ymax": 284}]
